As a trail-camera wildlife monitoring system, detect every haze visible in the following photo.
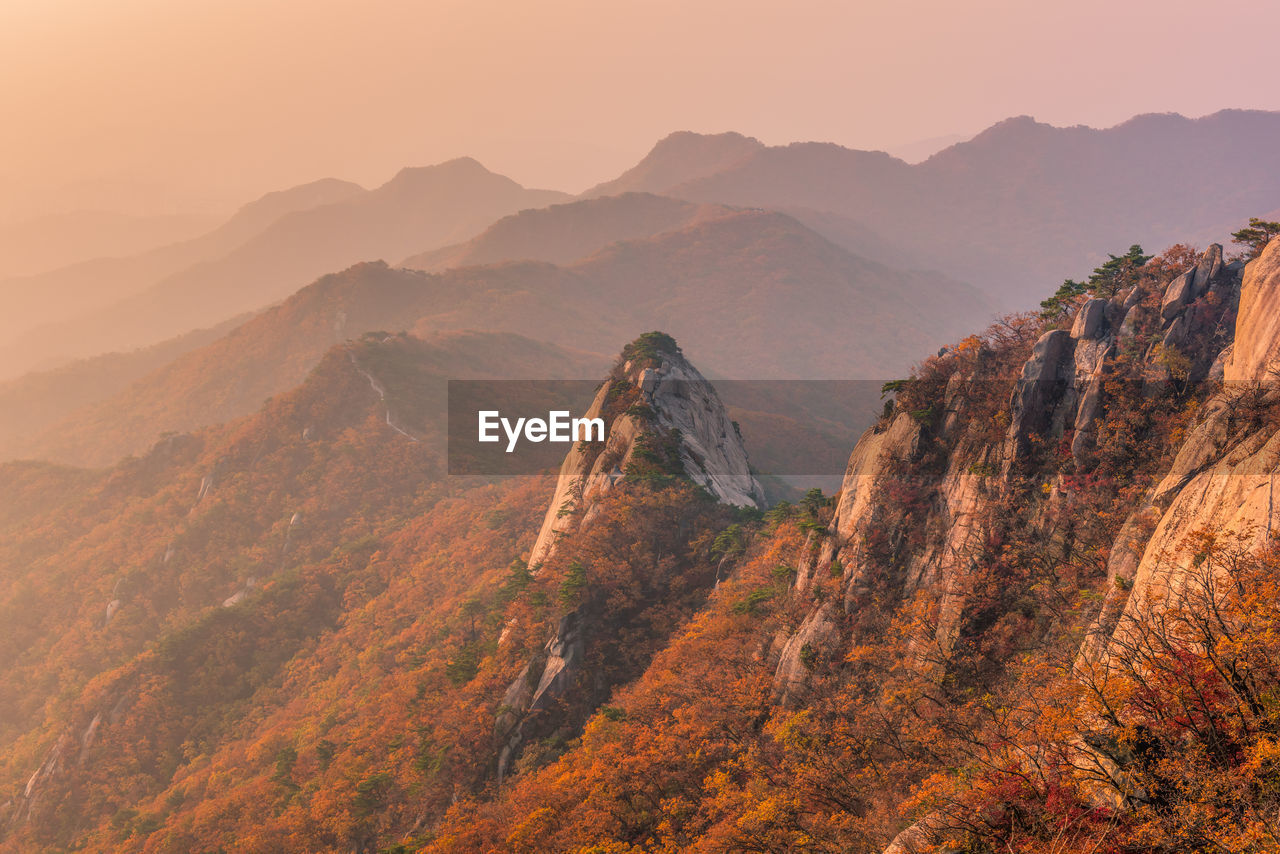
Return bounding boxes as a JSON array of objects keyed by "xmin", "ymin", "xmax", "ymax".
[{"xmin": 2, "ymin": 0, "xmax": 1277, "ymax": 217}]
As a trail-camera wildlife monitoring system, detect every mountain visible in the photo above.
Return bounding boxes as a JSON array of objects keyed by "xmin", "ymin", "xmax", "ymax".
[
  {"xmin": 604, "ymin": 111, "xmax": 1280, "ymax": 307},
  {"xmin": 582, "ymin": 130, "xmax": 764, "ymax": 198},
  {"xmin": 0, "ymin": 161, "xmax": 566, "ymax": 380},
  {"xmin": 494, "ymin": 333, "xmax": 763, "ymax": 780},
  {"xmin": 525, "ymin": 332, "xmax": 764, "ymax": 569},
  {"xmin": 0, "ymin": 330, "xmax": 605, "ymax": 851},
  {"xmin": 885, "ymin": 131, "xmax": 971, "ymax": 163},
  {"xmin": 0, "ymin": 178, "xmax": 365, "ymax": 360},
  {"xmin": 7, "ymin": 225, "xmax": 1280, "ymax": 851},
  {"xmin": 401, "ymin": 193, "xmax": 730, "ymax": 272},
  {"xmin": 4, "ymin": 210, "xmax": 988, "ymax": 467},
  {"xmin": 413, "ymin": 245, "xmax": 1280, "ymax": 852}
]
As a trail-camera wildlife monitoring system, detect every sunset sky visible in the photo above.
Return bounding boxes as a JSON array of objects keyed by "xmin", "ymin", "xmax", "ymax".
[{"xmin": 2, "ymin": 0, "xmax": 1276, "ymax": 216}]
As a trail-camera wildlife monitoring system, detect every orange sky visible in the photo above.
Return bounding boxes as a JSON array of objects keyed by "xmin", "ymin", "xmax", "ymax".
[{"xmin": 1, "ymin": 0, "xmax": 1276, "ymax": 216}]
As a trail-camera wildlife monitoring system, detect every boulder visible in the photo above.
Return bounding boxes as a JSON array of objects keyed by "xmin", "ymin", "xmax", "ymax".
[
  {"xmin": 1160, "ymin": 271, "xmax": 1194, "ymax": 324},
  {"xmin": 1004, "ymin": 329, "xmax": 1074, "ymax": 470},
  {"xmin": 1191, "ymin": 243, "xmax": 1223, "ymax": 296},
  {"xmin": 1071, "ymin": 298, "xmax": 1108, "ymax": 340}
]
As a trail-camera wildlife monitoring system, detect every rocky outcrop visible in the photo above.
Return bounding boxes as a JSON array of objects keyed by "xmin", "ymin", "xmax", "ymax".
[
  {"xmin": 773, "ymin": 603, "xmax": 837, "ymax": 703},
  {"xmin": 500, "ymin": 333, "xmax": 763, "ymax": 781},
  {"xmin": 1003, "ymin": 328, "xmax": 1075, "ymax": 472},
  {"xmin": 816, "ymin": 412, "xmax": 920, "ymax": 597},
  {"xmin": 527, "ymin": 334, "xmax": 764, "ymax": 569},
  {"xmin": 1082, "ymin": 240, "xmax": 1280, "ymax": 667},
  {"xmin": 859, "ymin": 241, "xmax": 1279, "ymax": 853},
  {"xmin": 1078, "ymin": 242, "xmax": 1276, "ymax": 650},
  {"xmin": 496, "ymin": 612, "xmax": 586, "ymax": 783},
  {"xmin": 779, "ymin": 245, "xmax": 1247, "ymax": 716}
]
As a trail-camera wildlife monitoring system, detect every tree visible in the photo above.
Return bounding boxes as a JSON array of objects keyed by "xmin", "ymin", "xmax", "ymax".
[
  {"xmin": 1039, "ymin": 278, "xmax": 1088, "ymax": 317},
  {"xmin": 1088, "ymin": 245, "xmax": 1151, "ymax": 297},
  {"xmin": 1040, "ymin": 245, "xmax": 1150, "ymax": 317},
  {"xmin": 1231, "ymin": 217, "xmax": 1280, "ymax": 260}
]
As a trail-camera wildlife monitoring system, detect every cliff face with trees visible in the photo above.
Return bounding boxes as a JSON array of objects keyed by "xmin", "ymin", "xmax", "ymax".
[{"xmin": 7, "ymin": 234, "xmax": 1280, "ymax": 853}]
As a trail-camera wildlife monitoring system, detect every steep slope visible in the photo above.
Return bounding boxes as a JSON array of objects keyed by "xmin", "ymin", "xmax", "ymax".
[
  {"xmin": 0, "ymin": 330, "xmax": 761, "ymax": 853},
  {"xmin": 0, "ymin": 161, "xmax": 566, "ymax": 379},
  {"xmin": 401, "ymin": 193, "xmax": 729, "ymax": 272},
  {"xmin": 10, "ymin": 210, "xmax": 987, "ymax": 467},
  {"xmin": 606, "ymin": 111, "xmax": 1280, "ymax": 307},
  {"xmin": 751, "ymin": 239, "xmax": 1280, "ymax": 851},
  {"xmin": 0, "ymin": 178, "xmax": 364, "ymax": 360},
  {"xmin": 0, "ymin": 330, "xmax": 608, "ymax": 851}
]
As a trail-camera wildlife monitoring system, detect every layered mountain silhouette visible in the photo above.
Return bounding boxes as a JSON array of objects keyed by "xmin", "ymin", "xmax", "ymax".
[
  {"xmin": 1, "ymin": 210, "xmax": 986, "ymax": 467},
  {"xmin": 0, "ymin": 161, "xmax": 565, "ymax": 380},
  {"xmin": 401, "ymin": 193, "xmax": 731, "ymax": 272},
  {"xmin": 0, "ymin": 178, "xmax": 365, "ymax": 356},
  {"xmin": 582, "ymin": 131, "xmax": 765, "ymax": 198},
  {"xmin": 590, "ymin": 111, "xmax": 1280, "ymax": 306},
  {"xmin": 0, "ymin": 315, "xmax": 250, "ymax": 451}
]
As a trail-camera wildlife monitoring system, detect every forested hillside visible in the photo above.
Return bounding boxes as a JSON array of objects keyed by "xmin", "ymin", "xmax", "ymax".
[{"xmin": 9, "ymin": 233, "xmax": 1280, "ymax": 852}]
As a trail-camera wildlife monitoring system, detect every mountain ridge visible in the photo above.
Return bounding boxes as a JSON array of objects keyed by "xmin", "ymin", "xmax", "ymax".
[
  {"xmin": 3, "ymin": 209, "xmax": 988, "ymax": 467},
  {"xmin": 0, "ymin": 162, "xmax": 566, "ymax": 380},
  {"xmin": 594, "ymin": 110, "xmax": 1280, "ymax": 307}
]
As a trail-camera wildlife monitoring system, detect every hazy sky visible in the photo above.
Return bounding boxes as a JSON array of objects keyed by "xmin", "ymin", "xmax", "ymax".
[{"xmin": 2, "ymin": 0, "xmax": 1277, "ymax": 216}]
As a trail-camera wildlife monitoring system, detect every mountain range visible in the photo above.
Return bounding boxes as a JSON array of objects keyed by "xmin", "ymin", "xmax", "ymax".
[
  {"xmin": 7, "ymin": 93, "xmax": 1280, "ymax": 853},
  {"xmin": 0, "ymin": 161, "xmax": 565, "ymax": 379},
  {"xmin": 7, "ymin": 234, "xmax": 1280, "ymax": 851},
  {"xmin": 587, "ymin": 110, "xmax": 1280, "ymax": 304},
  {"xmin": 8, "ymin": 109, "xmax": 1280, "ymax": 392},
  {"xmin": 1, "ymin": 208, "xmax": 980, "ymax": 467}
]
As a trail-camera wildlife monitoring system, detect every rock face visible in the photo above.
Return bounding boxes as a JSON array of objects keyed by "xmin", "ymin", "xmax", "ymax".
[
  {"xmin": 495, "ymin": 612, "xmax": 585, "ymax": 784},
  {"xmin": 1226, "ymin": 236, "xmax": 1280, "ymax": 383},
  {"xmin": 795, "ymin": 240, "xmax": 1280, "ymax": 854},
  {"xmin": 527, "ymin": 334, "xmax": 764, "ymax": 569},
  {"xmin": 776, "ymin": 244, "xmax": 1249, "ymax": 714},
  {"xmin": 499, "ymin": 333, "xmax": 764, "ymax": 781},
  {"xmin": 1082, "ymin": 237, "xmax": 1280, "ymax": 670}
]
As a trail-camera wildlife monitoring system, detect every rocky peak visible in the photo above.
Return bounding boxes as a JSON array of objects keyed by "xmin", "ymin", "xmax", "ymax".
[
  {"xmin": 499, "ymin": 333, "xmax": 762, "ymax": 782},
  {"xmin": 527, "ymin": 332, "xmax": 764, "ymax": 569},
  {"xmin": 773, "ymin": 243, "xmax": 1248, "ymax": 703}
]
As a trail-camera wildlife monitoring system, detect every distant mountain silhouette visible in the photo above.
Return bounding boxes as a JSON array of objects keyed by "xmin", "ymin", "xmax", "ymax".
[
  {"xmin": 401, "ymin": 193, "xmax": 732, "ymax": 271},
  {"xmin": 583, "ymin": 131, "xmax": 764, "ymax": 197},
  {"xmin": 7, "ymin": 210, "xmax": 989, "ymax": 466},
  {"xmin": 0, "ymin": 161, "xmax": 566, "ymax": 380},
  {"xmin": 599, "ymin": 111, "xmax": 1280, "ymax": 307},
  {"xmin": 0, "ymin": 178, "xmax": 364, "ymax": 354},
  {"xmin": 885, "ymin": 132, "xmax": 971, "ymax": 163}
]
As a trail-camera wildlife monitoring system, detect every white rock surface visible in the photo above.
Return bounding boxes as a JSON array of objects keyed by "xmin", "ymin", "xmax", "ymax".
[{"xmin": 527, "ymin": 347, "xmax": 763, "ymax": 568}]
